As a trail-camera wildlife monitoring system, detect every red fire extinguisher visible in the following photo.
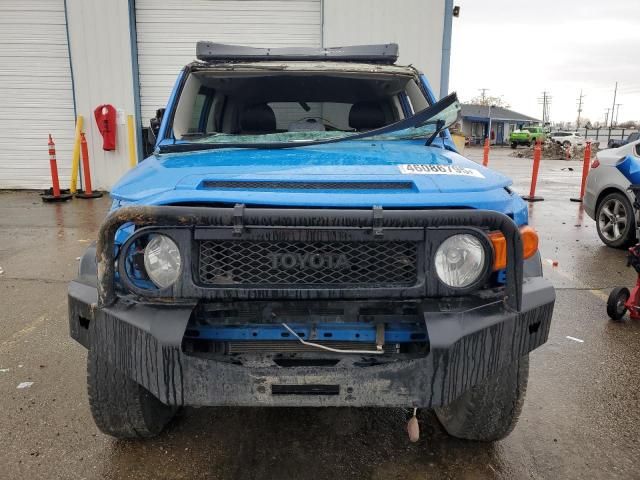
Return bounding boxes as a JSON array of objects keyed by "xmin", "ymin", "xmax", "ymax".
[{"xmin": 94, "ymin": 104, "xmax": 117, "ymax": 151}]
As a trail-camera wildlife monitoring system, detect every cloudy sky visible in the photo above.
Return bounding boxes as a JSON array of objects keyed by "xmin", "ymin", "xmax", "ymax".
[{"xmin": 449, "ymin": 0, "xmax": 640, "ymax": 124}]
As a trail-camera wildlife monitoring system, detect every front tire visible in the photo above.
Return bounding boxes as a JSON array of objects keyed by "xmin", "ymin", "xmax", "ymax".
[
  {"xmin": 87, "ymin": 348, "xmax": 176, "ymax": 438},
  {"xmin": 435, "ymin": 355, "xmax": 528, "ymax": 442},
  {"xmin": 596, "ymin": 192, "xmax": 635, "ymax": 248}
]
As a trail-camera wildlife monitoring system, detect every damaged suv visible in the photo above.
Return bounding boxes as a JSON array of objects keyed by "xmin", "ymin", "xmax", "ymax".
[{"xmin": 68, "ymin": 43, "xmax": 555, "ymax": 441}]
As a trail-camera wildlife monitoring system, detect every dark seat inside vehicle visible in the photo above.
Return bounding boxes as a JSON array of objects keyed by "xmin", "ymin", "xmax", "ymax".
[
  {"xmin": 349, "ymin": 102, "xmax": 386, "ymax": 131},
  {"xmin": 240, "ymin": 103, "xmax": 276, "ymax": 134}
]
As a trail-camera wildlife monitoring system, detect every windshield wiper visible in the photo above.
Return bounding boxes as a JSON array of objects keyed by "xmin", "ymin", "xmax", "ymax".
[
  {"xmin": 424, "ymin": 119, "xmax": 445, "ymax": 146},
  {"xmin": 158, "ymin": 92, "xmax": 459, "ymax": 153}
]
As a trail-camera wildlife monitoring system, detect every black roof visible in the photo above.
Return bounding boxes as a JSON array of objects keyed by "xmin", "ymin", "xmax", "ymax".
[
  {"xmin": 461, "ymin": 104, "xmax": 540, "ymax": 123},
  {"xmin": 196, "ymin": 42, "xmax": 399, "ymax": 64}
]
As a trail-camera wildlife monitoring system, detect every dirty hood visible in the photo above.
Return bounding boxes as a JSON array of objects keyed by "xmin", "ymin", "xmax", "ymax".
[{"xmin": 111, "ymin": 140, "xmax": 527, "ymax": 222}]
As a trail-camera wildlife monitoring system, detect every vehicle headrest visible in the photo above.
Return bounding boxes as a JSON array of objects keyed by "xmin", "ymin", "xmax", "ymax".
[
  {"xmin": 349, "ymin": 102, "xmax": 386, "ymax": 131},
  {"xmin": 240, "ymin": 104, "xmax": 276, "ymax": 133}
]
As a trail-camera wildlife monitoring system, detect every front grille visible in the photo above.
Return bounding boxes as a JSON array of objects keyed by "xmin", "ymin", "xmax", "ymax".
[
  {"xmin": 200, "ymin": 180, "xmax": 414, "ymax": 191},
  {"xmin": 198, "ymin": 240, "xmax": 418, "ymax": 287}
]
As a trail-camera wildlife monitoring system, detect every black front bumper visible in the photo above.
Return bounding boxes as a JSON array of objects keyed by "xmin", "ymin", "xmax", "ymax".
[
  {"xmin": 70, "ymin": 205, "xmax": 554, "ymax": 408},
  {"xmin": 69, "ymin": 276, "xmax": 554, "ymax": 408}
]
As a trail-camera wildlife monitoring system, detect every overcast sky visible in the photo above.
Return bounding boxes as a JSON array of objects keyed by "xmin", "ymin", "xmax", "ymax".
[{"xmin": 449, "ymin": 0, "xmax": 640, "ymax": 124}]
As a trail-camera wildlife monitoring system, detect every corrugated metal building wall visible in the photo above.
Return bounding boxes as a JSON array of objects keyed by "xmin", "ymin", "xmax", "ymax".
[
  {"xmin": 323, "ymin": 0, "xmax": 445, "ymax": 98},
  {"xmin": 135, "ymin": 0, "xmax": 322, "ymax": 123},
  {"xmin": 0, "ymin": 0, "xmax": 76, "ymax": 189},
  {"xmin": 0, "ymin": 0, "xmax": 449, "ymax": 191}
]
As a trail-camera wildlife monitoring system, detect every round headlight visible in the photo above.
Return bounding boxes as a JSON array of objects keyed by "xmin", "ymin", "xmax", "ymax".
[
  {"xmin": 143, "ymin": 235, "xmax": 182, "ymax": 288},
  {"xmin": 434, "ymin": 234, "xmax": 486, "ymax": 289}
]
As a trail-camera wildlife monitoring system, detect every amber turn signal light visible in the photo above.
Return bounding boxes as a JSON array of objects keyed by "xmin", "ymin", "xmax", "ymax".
[{"xmin": 488, "ymin": 226, "xmax": 539, "ymax": 271}]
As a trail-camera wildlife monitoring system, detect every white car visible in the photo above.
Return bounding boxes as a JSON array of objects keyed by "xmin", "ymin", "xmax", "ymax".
[
  {"xmin": 550, "ymin": 131, "xmax": 586, "ymax": 147},
  {"xmin": 584, "ymin": 140, "xmax": 640, "ymax": 247}
]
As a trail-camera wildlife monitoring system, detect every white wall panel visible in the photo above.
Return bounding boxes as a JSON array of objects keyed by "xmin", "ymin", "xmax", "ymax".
[
  {"xmin": 135, "ymin": 0, "xmax": 322, "ymax": 123},
  {"xmin": 323, "ymin": 0, "xmax": 445, "ymax": 97},
  {"xmin": 0, "ymin": 0, "xmax": 75, "ymax": 189},
  {"xmin": 66, "ymin": 0, "xmax": 136, "ymax": 190}
]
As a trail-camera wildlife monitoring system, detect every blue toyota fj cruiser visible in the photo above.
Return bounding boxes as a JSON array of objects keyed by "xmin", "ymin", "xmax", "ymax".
[{"xmin": 68, "ymin": 43, "xmax": 555, "ymax": 441}]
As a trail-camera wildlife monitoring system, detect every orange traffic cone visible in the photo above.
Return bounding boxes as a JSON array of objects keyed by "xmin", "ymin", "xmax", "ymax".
[
  {"xmin": 42, "ymin": 134, "xmax": 72, "ymax": 202},
  {"xmin": 482, "ymin": 137, "xmax": 490, "ymax": 167},
  {"xmin": 75, "ymin": 133, "xmax": 103, "ymax": 199}
]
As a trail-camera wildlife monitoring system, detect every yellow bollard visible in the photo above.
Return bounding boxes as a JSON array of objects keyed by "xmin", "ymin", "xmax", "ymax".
[
  {"xmin": 127, "ymin": 115, "xmax": 137, "ymax": 168},
  {"xmin": 69, "ymin": 115, "xmax": 84, "ymax": 193}
]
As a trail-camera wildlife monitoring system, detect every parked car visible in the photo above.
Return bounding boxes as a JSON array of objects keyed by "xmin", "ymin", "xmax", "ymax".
[
  {"xmin": 509, "ymin": 126, "xmax": 546, "ymax": 148},
  {"xmin": 607, "ymin": 131, "xmax": 640, "ymax": 149},
  {"xmin": 549, "ymin": 131, "xmax": 586, "ymax": 147},
  {"xmin": 68, "ymin": 42, "xmax": 555, "ymax": 442},
  {"xmin": 584, "ymin": 139, "xmax": 640, "ymax": 247}
]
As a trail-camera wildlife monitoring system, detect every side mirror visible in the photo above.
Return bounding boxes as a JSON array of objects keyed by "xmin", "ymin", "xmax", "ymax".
[{"xmin": 148, "ymin": 108, "xmax": 165, "ymax": 143}]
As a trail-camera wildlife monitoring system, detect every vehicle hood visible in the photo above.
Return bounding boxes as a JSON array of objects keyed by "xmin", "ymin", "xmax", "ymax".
[{"xmin": 111, "ymin": 140, "xmax": 527, "ymax": 222}]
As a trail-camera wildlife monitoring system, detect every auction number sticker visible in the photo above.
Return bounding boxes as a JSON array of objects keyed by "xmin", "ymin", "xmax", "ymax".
[{"xmin": 398, "ymin": 164, "xmax": 485, "ymax": 178}]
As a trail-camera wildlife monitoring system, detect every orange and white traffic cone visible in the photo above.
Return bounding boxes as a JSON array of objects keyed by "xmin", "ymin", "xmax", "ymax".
[
  {"xmin": 42, "ymin": 134, "xmax": 72, "ymax": 202},
  {"xmin": 75, "ymin": 133, "xmax": 103, "ymax": 199}
]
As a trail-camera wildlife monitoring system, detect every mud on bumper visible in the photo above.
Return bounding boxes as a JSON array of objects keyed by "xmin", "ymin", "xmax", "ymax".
[{"xmin": 69, "ymin": 276, "xmax": 554, "ymax": 408}]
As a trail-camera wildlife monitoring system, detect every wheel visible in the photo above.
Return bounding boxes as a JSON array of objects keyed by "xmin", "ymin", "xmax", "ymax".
[
  {"xmin": 87, "ymin": 348, "xmax": 176, "ymax": 438},
  {"xmin": 596, "ymin": 192, "xmax": 635, "ymax": 248},
  {"xmin": 562, "ymin": 140, "xmax": 571, "ymax": 148},
  {"xmin": 607, "ymin": 287, "xmax": 629, "ymax": 321},
  {"xmin": 435, "ymin": 355, "xmax": 528, "ymax": 442},
  {"xmin": 511, "ymin": 142, "xmax": 517, "ymax": 149}
]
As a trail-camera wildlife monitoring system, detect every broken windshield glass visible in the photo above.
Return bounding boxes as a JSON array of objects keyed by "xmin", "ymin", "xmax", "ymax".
[{"xmin": 159, "ymin": 93, "xmax": 461, "ymax": 153}]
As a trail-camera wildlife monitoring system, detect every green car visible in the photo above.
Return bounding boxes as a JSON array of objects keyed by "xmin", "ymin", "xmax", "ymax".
[{"xmin": 509, "ymin": 126, "xmax": 546, "ymax": 148}]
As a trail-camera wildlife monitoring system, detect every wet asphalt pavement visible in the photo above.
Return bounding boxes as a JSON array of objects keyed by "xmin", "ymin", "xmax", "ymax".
[{"xmin": 1, "ymin": 147, "xmax": 639, "ymax": 479}]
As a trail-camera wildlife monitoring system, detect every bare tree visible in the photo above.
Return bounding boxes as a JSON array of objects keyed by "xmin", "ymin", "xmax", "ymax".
[
  {"xmin": 618, "ymin": 120, "xmax": 638, "ymax": 129},
  {"xmin": 467, "ymin": 94, "xmax": 510, "ymax": 108}
]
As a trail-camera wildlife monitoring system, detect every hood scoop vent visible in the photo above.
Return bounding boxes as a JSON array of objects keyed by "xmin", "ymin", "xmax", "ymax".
[{"xmin": 200, "ymin": 180, "xmax": 415, "ymax": 192}]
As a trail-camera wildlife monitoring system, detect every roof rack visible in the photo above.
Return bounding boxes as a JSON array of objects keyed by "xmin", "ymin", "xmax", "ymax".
[{"xmin": 195, "ymin": 42, "xmax": 399, "ymax": 64}]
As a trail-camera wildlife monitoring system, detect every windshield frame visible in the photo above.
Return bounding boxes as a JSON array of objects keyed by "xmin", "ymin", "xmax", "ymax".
[{"xmin": 156, "ymin": 63, "xmax": 435, "ymax": 150}]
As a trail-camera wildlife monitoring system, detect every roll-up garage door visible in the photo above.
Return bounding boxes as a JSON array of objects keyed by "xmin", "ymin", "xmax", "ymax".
[
  {"xmin": 0, "ymin": 0, "xmax": 75, "ymax": 189},
  {"xmin": 134, "ymin": 0, "xmax": 322, "ymax": 125}
]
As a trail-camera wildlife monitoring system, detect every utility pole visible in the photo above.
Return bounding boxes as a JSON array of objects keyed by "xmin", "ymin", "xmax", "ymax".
[
  {"xmin": 478, "ymin": 88, "xmax": 490, "ymax": 139},
  {"xmin": 479, "ymin": 88, "xmax": 489, "ymax": 104},
  {"xmin": 615, "ymin": 103, "xmax": 622, "ymax": 126},
  {"xmin": 610, "ymin": 82, "xmax": 618, "ymax": 128},
  {"xmin": 487, "ymin": 104, "xmax": 493, "ymax": 141},
  {"xmin": 538, "ymin": 91, "xmax": 552, "ymax": 125},
  {"xmin": 576, "ymin": 90, "xmax": 584, "ymax": 128},
  {"xmin": 604, "ymin": 108, "xmax": 610, "ymax": 127}
]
